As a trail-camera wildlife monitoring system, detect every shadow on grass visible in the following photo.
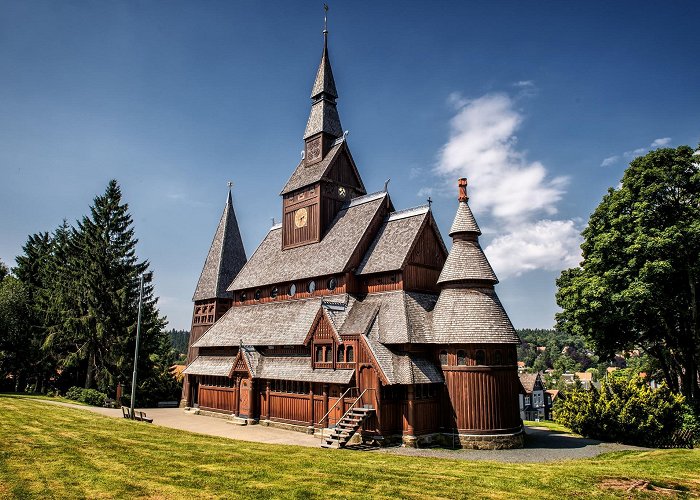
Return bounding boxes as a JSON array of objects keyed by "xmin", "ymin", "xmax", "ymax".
[{"xmin": 524, "ymin": 427, "xmax": 602, "ymax": 450}]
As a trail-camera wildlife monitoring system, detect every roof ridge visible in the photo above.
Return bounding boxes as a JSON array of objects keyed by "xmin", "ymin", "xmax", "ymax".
[
  {"xmin": 345, "ymin": 190, "xmax": 386, "ymax": 208},
  {"xmin": 387, "ymin": 204, "xmax": 429, "ymax": 221}
]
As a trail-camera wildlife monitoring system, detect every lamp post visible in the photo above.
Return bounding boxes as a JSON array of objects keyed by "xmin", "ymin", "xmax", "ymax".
[{"xmin": 130, "ymin": 272, "xmax": 151, "ymax": 419}]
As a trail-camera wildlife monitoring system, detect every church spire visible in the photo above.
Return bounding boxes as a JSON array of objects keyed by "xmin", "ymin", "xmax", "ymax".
[
  {"xmin": 303, "ymin": 9, "xmax": 342, "ymax": 141},
  {"xmin": 192, "ymin": 184, "xmax": 247, "ymax": 301}
]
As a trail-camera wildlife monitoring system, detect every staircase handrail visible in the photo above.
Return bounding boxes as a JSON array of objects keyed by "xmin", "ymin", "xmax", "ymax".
[
  {"xmin": 319, "ymin": 388, "xmax": 376, "ymax": 443},
  {"xmin": 317, "ymin": 386, "xmax": 359, "ymax": 429}
]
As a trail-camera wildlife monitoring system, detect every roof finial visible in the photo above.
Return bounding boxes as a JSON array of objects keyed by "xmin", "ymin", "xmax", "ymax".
[
  {"xmin": 427, "ymin": 197, "xmax": 433, "ymax": 210},
  {"xmin": 227, "ymin": 181, "xmax": 233, "ymax": 191},
  {"xmin": 458, "ymin": 178, "xmax": 468, "ymax": 202},
  {"xmin": 323, "ymin": 4, "xmax": 329, "ymax": 35}
]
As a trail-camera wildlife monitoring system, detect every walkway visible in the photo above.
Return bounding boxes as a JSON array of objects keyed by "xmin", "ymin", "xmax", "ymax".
[{"xmin": 36, "ymin": 399, "xmax": 645, "ymax": 462}]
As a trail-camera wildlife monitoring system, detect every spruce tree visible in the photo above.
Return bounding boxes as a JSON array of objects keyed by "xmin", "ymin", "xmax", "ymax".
[{"xmin": 70, "ymin": 179, "xmax": 166, "ymax": 392}]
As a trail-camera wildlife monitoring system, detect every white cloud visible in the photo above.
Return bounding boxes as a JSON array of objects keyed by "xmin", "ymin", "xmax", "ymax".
[
  {"xmin": 601, "ymin": 155, "xmax": 619, "ymax": 167},
  {"xmin": 484, "ymin": 220, "xmax": 582, "ymax": 279},
  {"xmin": 602, "ymin": 137, "xmax": 672, "ymax": 166},
  {"xmin": 651, "ymin": 137, "xmax": 672, "ymax": 147},
  {"xmin": 513, "ymin": 80, "xmax": 535, "ymax": 88},
  {"xmin": 428, "ymin": 91, "xmax": 581, "ymax": 279},
  {"xmin": 435, "ymin": 93, "xmax": 567, "ymax": 222}
]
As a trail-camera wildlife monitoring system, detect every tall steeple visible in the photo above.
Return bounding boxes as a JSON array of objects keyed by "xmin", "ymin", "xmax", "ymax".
[
  {"xmin": 193, "ymin": 184, "xmax": 247, "ymax": 301},
  {"xmin": 303, "ymin": 12, "xmax": 343, "ymax": 163}
]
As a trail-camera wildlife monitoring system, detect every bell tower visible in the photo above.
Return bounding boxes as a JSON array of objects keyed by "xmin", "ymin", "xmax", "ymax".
[{"xmin": 280, "ymin": 17, "xmax": 366, "ymax": 250}]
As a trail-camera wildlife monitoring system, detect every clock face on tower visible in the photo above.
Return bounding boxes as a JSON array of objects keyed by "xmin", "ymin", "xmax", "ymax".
[
  {"xmin": 338, "ymin": 186, "xmax": 346, "ymax": 198},
  {"xmin": 294, "ymin": 207, "xmax": 308, "ymax": 228}
]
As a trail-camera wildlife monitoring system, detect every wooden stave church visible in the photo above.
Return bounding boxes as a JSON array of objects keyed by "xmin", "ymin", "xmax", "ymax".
[{"xmin": 181, "ymin": 30, "xmax": 524, "ymax": 449}]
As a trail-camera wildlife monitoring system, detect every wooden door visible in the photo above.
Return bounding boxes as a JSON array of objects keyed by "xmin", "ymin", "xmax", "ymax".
[
  {"xmin": 239, "ymin": 378, "xmax": 251, "ymax": 417},
  {"xmin": 359, "ymin": 366, "xmax": 378, "ymax": 409}
]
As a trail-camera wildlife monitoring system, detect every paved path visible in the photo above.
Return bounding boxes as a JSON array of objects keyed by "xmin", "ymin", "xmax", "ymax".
[{"xmin": 34, "ymin": 399, "xmax": 646, "ymax": 462}]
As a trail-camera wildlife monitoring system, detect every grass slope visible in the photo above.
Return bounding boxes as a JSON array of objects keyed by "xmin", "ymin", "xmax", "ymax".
[{"xmin": 0, "ymin": 395, "xmax": 698, "ymax": 499}]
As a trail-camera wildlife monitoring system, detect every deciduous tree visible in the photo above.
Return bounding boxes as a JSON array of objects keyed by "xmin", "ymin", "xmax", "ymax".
[{"xmin": 556, "ymin": 145, "xmax": 700, "ymax": 403}]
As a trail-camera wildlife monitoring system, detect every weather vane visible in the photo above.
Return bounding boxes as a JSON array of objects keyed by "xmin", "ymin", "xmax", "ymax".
[
  {"xmin": 323, "ymin": 4, "xmax": 328, "ymax": 33},
  {"xmin": 227, "ymin": 181, "xmax": 233, "ymax": 190}
]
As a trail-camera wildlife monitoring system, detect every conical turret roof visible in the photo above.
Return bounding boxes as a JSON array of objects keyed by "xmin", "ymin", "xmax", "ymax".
[
  {"xmin": 193, "ymin": 189, "xmax": 247, "ymax": 301},
  {"xmin": 437, "ymin": 239, "xmax": 497, "ymax": 285},
  {"xmin": 449, "ymin": 201, "xmax": 481, "ymax": 236},
  {"xmin": 429, "ymin": 178, "xmax": 519, "ymax": 344}
]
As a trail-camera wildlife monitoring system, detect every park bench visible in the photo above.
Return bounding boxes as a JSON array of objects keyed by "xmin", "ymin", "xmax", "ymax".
[{"xmin": 121, "ymin": 406, "xmax": 153, "ymax": 423}]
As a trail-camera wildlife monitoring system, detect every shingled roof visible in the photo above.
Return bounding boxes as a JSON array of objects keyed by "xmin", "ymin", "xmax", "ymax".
[
  {"xmin": 449, "ymin": 201, "xmax": 481, "ymax": 236},
  {"xmin": 192, "ymin": 295, "xmax": 337, "ymax": 347},
  {"xmin": 363, "ymin": 332, "xmax": 443, "ymax": 385},
  {"xmin": 437, "ymin": 239, "xmax": 498, "ymax": 285},
  {"xmin": 281, "ymin": 140, "xmax": 366, "ymax": 195},
  {"xmin": 337, "ymin": 290, "xmax": 437, "ymax": 343},
  {"xmin": 257, "ymin": 356, "xmax": 354, "ymax": 384},
  {"xmin": 430, "ymin": 287, "xmax": 519, "ymax": 344},
  {"xmin": 182, "ymin": 355, "xmax": 236, "ymax": 376},
  {"xmin": 230, "ymin": 192, "xmax": 387, "ymax": 290},
  {"xmin": 192, "ymin": 190, "xmax": 247, "ymax": 301},
  {"xmin": 304, "ymin": 32, "xmax": 342, "ymax": 139},
  {"xmin": 356, "ymin": 206, "xmax": 445, "ymax": 275}
]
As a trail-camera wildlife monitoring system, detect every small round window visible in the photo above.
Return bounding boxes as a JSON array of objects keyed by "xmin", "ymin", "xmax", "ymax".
[
  {"xmin": 307, "ymin": 280, "xmax": 316, "ymax": 293},
  {"xmin": 240, "ymin": 292, "xmax": 247, "ymax": 302},
  {"xmin": 270, "ymin": 287, "xmax": 278, "ymax": 299},
  {"xmin": 254, "ymin": 289, "xmax": 262, "ymax": 301},
  {"xmin": 289, "ymin": 284, "xmax": 296, "ymax": 296},
  {"xmin": 328, "ymin": 278, "xmax": 337, "ymax": 291}
]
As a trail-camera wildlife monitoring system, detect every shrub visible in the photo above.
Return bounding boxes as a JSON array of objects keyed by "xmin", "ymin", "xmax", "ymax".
[
  {"xmin": 81, "ymin": 388, "xmax": 107, "ymax": 406},
  {"xmin": 64, "ymin": 386, "xmax": 107, "ymax": 406},
  {"xmin": 553, "ymin": 370, "xmax": 687, "ymax": 446},
  {"xmin": 65, "ymin": 386, "xmax": 84, "ymax": 401}
]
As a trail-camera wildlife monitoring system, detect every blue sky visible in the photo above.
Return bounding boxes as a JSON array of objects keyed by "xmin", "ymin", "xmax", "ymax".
[{"xmin": 1, "ymin": 1, "xmax": 699, "ymax": 330}]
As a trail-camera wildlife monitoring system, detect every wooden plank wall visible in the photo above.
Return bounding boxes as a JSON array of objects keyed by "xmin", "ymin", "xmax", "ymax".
[
  {"xmin": 199, "ymin": 386, "xmax": 236, "ymax": 413},
  {"xmin": 443, "ymin": 368, "xmax": 521, "ymax": 432}
]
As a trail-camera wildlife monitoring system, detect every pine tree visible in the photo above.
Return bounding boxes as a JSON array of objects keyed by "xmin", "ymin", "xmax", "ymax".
[{"xmin": 69, "ymin": 180, "xmax": 166, "ymax": 392}]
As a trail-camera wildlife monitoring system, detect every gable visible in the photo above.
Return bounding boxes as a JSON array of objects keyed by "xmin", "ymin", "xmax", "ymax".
[
  {"xmin": 406, "ymin": 217, "xmax": 448, "ymax": 268},
  {"xmin": 304, "ymin": 308, "xmax": 342, "ymax": 345},
  {"xmin": 324, "ymin": 146, "xmax": 365, "ymax": 193}
]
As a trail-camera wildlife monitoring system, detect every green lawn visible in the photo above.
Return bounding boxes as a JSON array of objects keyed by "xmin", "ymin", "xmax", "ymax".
[
  {"xmin": 0, "ymin": 395, "xmax": 698, "ymax": 499},
  {"xmin": 523, "ymin": 420, "xmax": 576, "ymax": 434}
]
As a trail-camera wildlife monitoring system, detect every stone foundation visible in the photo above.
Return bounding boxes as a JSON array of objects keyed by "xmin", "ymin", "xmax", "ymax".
[{"xmin": 397, "ymin": 430, "xmax": 524, "ymax": 449}]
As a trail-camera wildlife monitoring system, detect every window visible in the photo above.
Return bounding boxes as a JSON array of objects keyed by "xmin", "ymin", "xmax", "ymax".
[
  {"xmin": 315, "ymin": 345, "xmax": 323, "ymax": 362},
  {"xmin": 439, "ymin": 350, "xmax": 448, "ymax": 366},
  {"xmin": 289, "ymin": 284, "xmax": 296, "ymax": 296},
  {"xmin": 346, "ymin": 346, "xmax": 354, "ymax": 362},
  {"xmin": 307, "ymin": 280, "xmax": 316, "ymax": 293},
  {"xmin": 525, "ymin": 396, "xmax": 530, "ymax": 405},
  {"xmin": 457, "ymin": 350, "xmax": 466, "ymax": 366},
  {"xmin": 337, "ymin": 345, "xmax": 345, "ymax": 362},
  {"xmin": 270, "ymin": 287, "xmax": 278, "ymax": 299},
  {"xmin": 494, "ymin": 350, "xmax": 502, "ymax": 365},
  {"xmin": 475, "ymin": 350, "xmax": 486, "ymax": 365},
  {"xmin": 328, "ymin": 277, "xmax": 337, "ymax": 291},
  {"xmin": 324, "ymin": 345, "xmax": 331, "ymax": 363},
  {"xmin": 254, "ymin": 289, "xmax": 262, "ymax": 301},
  {"xmin": 240, "ymin": 292, "xmax": 247, "ymax": 302}
]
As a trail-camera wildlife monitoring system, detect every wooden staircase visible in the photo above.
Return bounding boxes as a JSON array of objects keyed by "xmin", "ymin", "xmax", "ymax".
[{"xmin": 321, "ymin": 407, "xmax": 375, "ymax": 448}]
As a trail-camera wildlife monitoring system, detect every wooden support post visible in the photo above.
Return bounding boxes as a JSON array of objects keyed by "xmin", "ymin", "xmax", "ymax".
[
  {"xmin": 406, "ymin": 385, "xmax": 415, "ymax": 436},
  {"xmin": 322, "ymin": 384, "xmax": 329, "ymax": 427},
  {"xmin": 266, "ymin": 381, "xmax": 271, "ymax": 420},
  {"xmin": 308, "ymin": 385, "xmax": 314, "ymax": 426},
  {"xmin": 234, "ymin": 376, "xmax": 240, "ymax": 416}
]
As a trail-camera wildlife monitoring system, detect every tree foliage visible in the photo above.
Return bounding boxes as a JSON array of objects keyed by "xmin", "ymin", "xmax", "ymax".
[
  {"xmin": 1, "ymin": 180, "xmax": 180, "ymax": 404},
  {"xmin": 556, "ymin": 145, "xmax": 700, "ymax": 403},
  {"xmin": 554, "ymin": 370, "xmax": 690, "ymax": 446}
]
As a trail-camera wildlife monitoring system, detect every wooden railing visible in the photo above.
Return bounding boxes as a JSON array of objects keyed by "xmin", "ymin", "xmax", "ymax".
[{"xmin": 317, "ymin": 387, "xmax": 376, "ymax": 443}]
